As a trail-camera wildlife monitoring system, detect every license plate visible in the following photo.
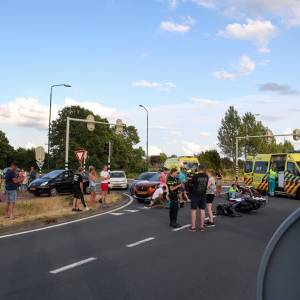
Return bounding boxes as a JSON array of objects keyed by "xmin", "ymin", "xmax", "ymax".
[
  {"xmin": 136, "ymin": 191, "xmax": 148, "ymax": 195},
  {"xmin": 30, "ymin": 187, "xmax": 36, "ymax": 191}
]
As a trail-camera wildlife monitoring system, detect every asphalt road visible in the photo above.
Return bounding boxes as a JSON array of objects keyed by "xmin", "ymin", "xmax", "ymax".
[{"xmin": 0, "ymin": 193, "xmax": 299, "ymax": 300}]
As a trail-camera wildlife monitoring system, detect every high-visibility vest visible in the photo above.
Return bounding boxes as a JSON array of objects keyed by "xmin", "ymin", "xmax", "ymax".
[{"xmin": 269, "ymin": 169, "xmax": 277, "ymax": 180}]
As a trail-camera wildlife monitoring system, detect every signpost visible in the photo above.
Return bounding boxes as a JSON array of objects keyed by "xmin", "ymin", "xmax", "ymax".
[
  {"xmin": 65, "ymin": 115, "xmax": 124, "ymax": 170},
  {"xmin": 75, "ymin": 149, "xmax": 87, "ymax": 167},
  {"xmin": 35, "ymin": 146, "xmax": 45, "ymax": 176}
]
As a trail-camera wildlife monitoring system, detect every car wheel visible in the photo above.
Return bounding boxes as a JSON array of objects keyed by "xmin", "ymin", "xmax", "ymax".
[{"xmin": 49, "ymin": 188, "xmax": 58, "ymax": 197}]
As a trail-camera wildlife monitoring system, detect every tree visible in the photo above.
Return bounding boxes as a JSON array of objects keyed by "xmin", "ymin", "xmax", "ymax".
[
  {"xmin": 198, "ymin": 150, "xmax": 221, "ymax": 171},
  {"xmin": 12, "ymin": 148, "xmax": 36, "ymax": 170},
  {"xmin": 240, "ymin": 112, "xmax": 268, "ymax": 157},
  {"xmin": 218, "ymin": 106, "xmax": 242, "ymax": 162},
  {"xmin": 50, "ymin": 105, "xmax": 145, "ymax": 172},
  {"xmin": 0, "ymin": 130, "xmax": 14, "ymax": 168}
]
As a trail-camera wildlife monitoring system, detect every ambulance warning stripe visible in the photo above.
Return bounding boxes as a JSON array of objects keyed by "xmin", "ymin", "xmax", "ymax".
[{"xmin": 284, "ymin": 171, "xmax": 300, "ymax": 194}]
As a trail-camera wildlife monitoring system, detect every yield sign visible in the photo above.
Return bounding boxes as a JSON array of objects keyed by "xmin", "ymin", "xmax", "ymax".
[{"xmin": 75, "ymin": 149, "xmax": 87, "ymax": 164}]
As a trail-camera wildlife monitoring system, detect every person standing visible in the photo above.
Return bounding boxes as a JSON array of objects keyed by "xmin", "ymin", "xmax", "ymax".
[
  {"xmin": 29, "ymin": 166, "xmax": 37, "ymax": 184},
  {"xmin": 206, "ymin": 170, "xmax": 216, "ymax": 228},
  {"xmin": 100, "ymin": 165, "xmax": 110, "ymax": 208},
  {"xmin": 189, "ymin": 165, "xmax": 209, "ymax": 232},
  {"xmin": 89, "ymin": 166, "xmax": 98, "ymax": 208},
  {"xmin": 5, "ymin": 162, "xmax": 23, "ymax": 218},
  {"xmin": 72, "ymin": 167, "xmax": 85, "ymax": 212},
  {"xmin": 215, "ymin": 170, "xmax": 223, "ymax": 196},
  {"xmin": 268, "ymin": 165, "xmax": 278, "ymax": 197},
  {"xmin": 160, "ymin": 167, "xmax": 169, "ymax": 186},
  {"xmin": 167, "ymin": 168, "xmax": 182, "ymax": 228}
]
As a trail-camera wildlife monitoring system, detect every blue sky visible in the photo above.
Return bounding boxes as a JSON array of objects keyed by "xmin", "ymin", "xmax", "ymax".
[{"xmin": 0, "ymin": 0, "xmax": 299, "ymax": 155}]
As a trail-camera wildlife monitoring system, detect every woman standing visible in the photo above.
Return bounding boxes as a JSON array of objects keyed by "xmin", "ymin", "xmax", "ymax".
[
  {"xmin": 215, "ymin": 170, "xmax": 223, "ymax": 196},
  {"xmin": 206, "ymin": 170, "xmax": 216, "ymax": 227},
  {"xmin": 89, "ymin": 166, "xmax": 98, "ymax": 208}
]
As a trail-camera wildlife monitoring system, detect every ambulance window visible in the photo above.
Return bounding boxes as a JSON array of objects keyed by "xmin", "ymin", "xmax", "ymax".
[
  {"xmin": 287, "ymin": 162, "xmax": 300, "ymax": 176},
  {"xmin": 244, "ymin": 161, "xmax": 253, "ymax": 173},
  {"xmin": 254, "ymin": 161, "xmax": 268, "ymax": 174}
]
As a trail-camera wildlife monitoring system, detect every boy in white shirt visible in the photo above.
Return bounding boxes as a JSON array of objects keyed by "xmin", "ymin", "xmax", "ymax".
[
  {"xmin": 149, "ymin": 185, "xmax": 167, "ymax": 208},
  {"xmin": 100, "ymin": 165, "xmax": 110, "ymax": 208}
]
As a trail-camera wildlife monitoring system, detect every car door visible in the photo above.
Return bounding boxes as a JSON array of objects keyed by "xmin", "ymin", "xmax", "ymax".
[
  {"xmin": 54, "ymin": 173, "xmax": 66, "ymax": 193},
  {"xmin": 63, "ymin": 170, "xmax": 74, "ymax": 193}
]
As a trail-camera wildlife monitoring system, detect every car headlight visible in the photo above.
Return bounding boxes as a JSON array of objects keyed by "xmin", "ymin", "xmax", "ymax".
[{"xmin": 40, "ymin": 181, "xmax": 48, "ymax": 187}]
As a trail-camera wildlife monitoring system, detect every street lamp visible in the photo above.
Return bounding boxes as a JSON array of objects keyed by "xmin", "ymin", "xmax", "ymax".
[
  {"xmin": 139, "ymin": 104, "xmax": 149, "ymax": 170},
  {"xmin": 48, "ymin": 84, "xmax": 71, "ymax": 169}
]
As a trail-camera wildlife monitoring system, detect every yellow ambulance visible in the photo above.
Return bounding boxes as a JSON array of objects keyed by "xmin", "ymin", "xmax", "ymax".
[
  {"xmin": 164, "ymin": 156, "xmax": 199, "ymax": 172},
  {"xmin": 244, "ymin": 152, "xmax": 300, "ymax": 199},
  {"xmin": 244, "ymin": 155, "xmax": 254, "ymax": 185}
]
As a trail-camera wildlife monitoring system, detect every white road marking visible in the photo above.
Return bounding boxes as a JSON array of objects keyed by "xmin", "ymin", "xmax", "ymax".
[
  {"xmin": 109, "ymin": 212, "xmax": 125, "ymax": 216},
  {"xmin": 0, "ymin": 194, "xmax": 133, "ymax": 240},
  {"xmin": 124, "ymin": 209, "xmax": 139, "ymax": 213},
  {"xmin": 49, "ymin": 257, "xmax": 97, "ymax": 274},
  {"xmin": 126, "ymin": 237, "xmax": 155, "ymax": 248},
  {"xmin": 172, "ymin": 224, "xmax": 191, "ymax": 232}
]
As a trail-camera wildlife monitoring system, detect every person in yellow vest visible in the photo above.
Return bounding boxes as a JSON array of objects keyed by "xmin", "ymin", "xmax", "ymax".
[{"xmin": 268, "ymin": 165, "xmax": 278, "ymax": 197}]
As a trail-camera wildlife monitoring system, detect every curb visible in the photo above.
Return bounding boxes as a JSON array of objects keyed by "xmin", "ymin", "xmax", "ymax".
[{"xmin": 0, "ymin": 194, "xmax": 133, "ymax": 240}]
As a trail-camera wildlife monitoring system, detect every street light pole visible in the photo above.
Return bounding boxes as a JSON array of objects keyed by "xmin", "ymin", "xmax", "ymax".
[
  {"xmin": 48, "ymin": 84, "xmax": 71, "ymax": 169},
  {"xmin": 139, "ymin": 105, "xmax": 149, "ymax": 170}
]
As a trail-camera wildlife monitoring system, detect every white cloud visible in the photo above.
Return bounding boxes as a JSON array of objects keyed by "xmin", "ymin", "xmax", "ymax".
[
  {"xmin": 168, "ymin": 0, "xmax": 178, "ymax": 9},
  {"xmin": 0, "ymin": 97, "xmax": 121, "ymax": 130},
  {"xmin": 25, "ymin": 142, "xmax": 37, "ymax": 150},
  {"xmin": 183, "ymin": 0, "xmax": 215, "ymax": 8},
  {"xmin": 148, "ymin": 145, "xmax": 163, "ymax": 156},
  {"xmin": 219, "ymin": 19, "xmax": 278, "ymax": 53},
  {"xmin": 181, "ymin": 0, "xmax": 300, "ymax": 27},
  {"xmin": 191, "ymin": 97, "xmax": 220, "ymax": 107},
  {"xmin": 160, "ymin": 16, "xmax": 195, "ymax": 33},
  {"xmin": 132, "ymin": 80, "xmax": 176, "ymax": 92},
  {"xmin": 182, "ymin": 141, "xmax": 211, "ymax": 155},
  {"xmin": 213, "ymin": 55, "xmax": 255, "ymax": 80}
]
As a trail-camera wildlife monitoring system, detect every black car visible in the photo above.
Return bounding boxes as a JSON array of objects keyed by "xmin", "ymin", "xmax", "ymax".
[
  {"xmin": 129, "ymin": 172, "xmax": 158, "ymax": 195},
  {"xmin": 28, "ymin": 169, "xmax": 89, "ymax": 197}
]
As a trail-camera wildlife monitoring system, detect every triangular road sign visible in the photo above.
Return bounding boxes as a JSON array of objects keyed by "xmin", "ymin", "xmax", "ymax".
[{"xmin": 75, "ymin": 149, "xmax": 86, "ymax": 163}]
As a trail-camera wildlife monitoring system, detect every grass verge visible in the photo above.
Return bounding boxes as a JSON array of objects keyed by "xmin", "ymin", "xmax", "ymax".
[{"xmin": 0, "ymin": 192, "xmax": 124, "ymax": 234}]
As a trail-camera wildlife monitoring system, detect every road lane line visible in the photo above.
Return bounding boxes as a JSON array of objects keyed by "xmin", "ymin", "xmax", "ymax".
[
  {"xmin": 124, "ymin": 209, "xmax": 139, "ymax": 213},
  {"xmin": 126, "ymin": 237, "xmax": 155, "ymax": 248},
  {"xmin": 49, "ymin": 257, "xmax": 97, "ymax": 274},
  {"xmin": 172, "ymin": 224, "xmax": 191, "ymax": 232},
  {"xmin": 0, "ymin": 194, "xmax": 133, "ymax": 240},
  {"xmin": 109, "ymin": 212, "xmax": 125, "ymax": 216}
]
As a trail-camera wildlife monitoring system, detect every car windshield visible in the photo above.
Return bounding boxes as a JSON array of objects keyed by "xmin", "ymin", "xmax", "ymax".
[
  {"xmin": 149, "ymin": 173, "xmax": 160, "ymax": 182},
  {"xmin": 137, "ymin": 172, "xmax": 156, "ymax": 180},
  {"xmin": 110, "ymin": 172, "xmax": 125, "ymax": 178},
  {"xmin": 183, "ymin": 162, "xmax": 198, "ymax": 171},
  {"xmin": 42, "ymin": 170, "xmax": 64, "ymax": 179}
]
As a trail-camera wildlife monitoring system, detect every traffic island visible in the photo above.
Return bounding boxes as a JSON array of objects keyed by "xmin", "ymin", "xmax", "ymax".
[{"xmin": 0, "ymin": 192, "xmax": 129, "ymax": 235}]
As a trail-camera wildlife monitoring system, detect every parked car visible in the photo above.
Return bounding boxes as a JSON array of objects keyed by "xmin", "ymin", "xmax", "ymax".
[
  {"xmin": 109, "ymin": 171, "xmax": 128, "ymax": 190},
  {"xmin": 132, "ymin": 172, "xmax": 160, "ymax": 202},
  {"xmin": 129, "ymin": 172, "xmax": 158, "ymax": 195},
  {"xmin": 28, "ymin": 169, "xmax": 89, "ymax": 196}
]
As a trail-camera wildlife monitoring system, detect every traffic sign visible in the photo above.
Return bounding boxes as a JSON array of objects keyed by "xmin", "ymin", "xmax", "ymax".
[
  {"xmin": 115, "ymin": 119, "xmax": 124, "ymax": 135},
  {"xmin": 35, "ymin": 146, "xmax": 45, "ymax": 162},
  {"xmin": 75, "ymin": 149, "xmax": 87, "ymax": 164},
  {"xmin": 86, "ymin": 114, "xmax": 95, "ymax": 132},
  {"xmin": 293, "ymin": 129, "xmax": 300, "ymax": 141}
]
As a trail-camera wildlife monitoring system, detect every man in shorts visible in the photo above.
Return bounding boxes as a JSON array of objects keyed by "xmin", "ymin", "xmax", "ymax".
[
  {"xmin": 100, "ymin": 165, "xmax": 110, "ymax": 208},
  {"xmin": 189, "ymin": 165, "xmax": 209, "ymax": 232},
  {"xmin": 72, "ymin": 167, "xmax": 85, "ymax": 212},
  {"xmin": 5, "ymin": 162, "xmax": 22, "ymax": 218}
]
